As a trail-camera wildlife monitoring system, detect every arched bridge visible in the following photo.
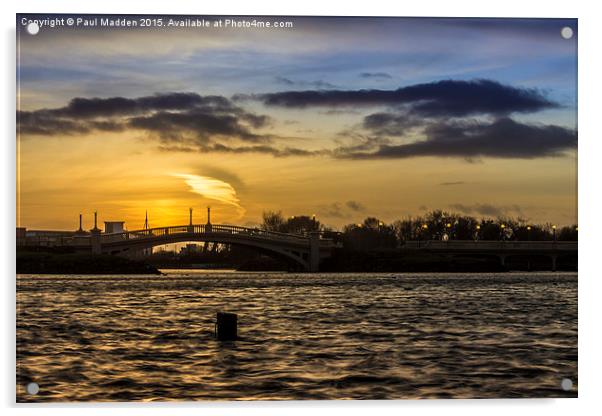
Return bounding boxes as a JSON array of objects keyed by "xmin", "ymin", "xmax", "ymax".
[{"xmin": 20, "ymin": 224, "xmax": 338, "ymax": 272}]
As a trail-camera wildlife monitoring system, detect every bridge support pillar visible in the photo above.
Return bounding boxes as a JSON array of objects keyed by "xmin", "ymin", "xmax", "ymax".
[
  {"xmin": 499, "ymin": 255, "xmax": 507, "ymax": 268},
  {"xmin": 309, "ymin": 232, "xmax": 320, "ymax": 272},
  {"xmin": 90, "ymin": 229, "xmax": 102, "ymax": 254}
]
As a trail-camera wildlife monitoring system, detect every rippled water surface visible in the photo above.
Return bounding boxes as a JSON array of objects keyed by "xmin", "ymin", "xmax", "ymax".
[{"xmin": 17, "ymin": 271, "xmax": 577, "ymax": 401}]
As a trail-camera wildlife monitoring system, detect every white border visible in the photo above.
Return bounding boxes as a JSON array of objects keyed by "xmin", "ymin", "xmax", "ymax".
[{"xmin": 3, "ymin": 1, "xmax": 600, "ymax": 415}]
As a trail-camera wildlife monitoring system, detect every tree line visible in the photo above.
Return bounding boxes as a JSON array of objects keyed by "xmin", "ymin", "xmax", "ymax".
[{"xmin": 261, "ymin": 210, "xmax": 577, "ymax": 251}]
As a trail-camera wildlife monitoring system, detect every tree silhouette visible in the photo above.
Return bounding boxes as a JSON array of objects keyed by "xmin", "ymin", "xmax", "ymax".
[{"xmin": 261, "ymin": 211, "xmax": 321, "ymax": 235}]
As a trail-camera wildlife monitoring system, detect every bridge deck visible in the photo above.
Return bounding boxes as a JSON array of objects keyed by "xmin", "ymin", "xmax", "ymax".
[{"xmin": 401, "ymin": 240, "xmax": 577, "ymax": 252}]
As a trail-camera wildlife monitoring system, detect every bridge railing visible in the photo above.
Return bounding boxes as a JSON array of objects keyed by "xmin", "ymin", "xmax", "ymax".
[
  {"xmin": 17, "ymin": 235, "xmax": 78, "ymax": 247},
  {"xmin": 99, "ymin": 224, "xmax": 315, "ymax": 245},
  {"xmin": 17, "ymin": 230, "xmax": 90, "ymax": 248}
]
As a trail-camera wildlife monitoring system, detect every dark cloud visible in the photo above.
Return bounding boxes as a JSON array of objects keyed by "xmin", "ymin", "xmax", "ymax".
[
  {"xmin": 362, "ymin": 112, "xmax": 421, "ymax": 137},
  {"xmin": 305, "ymin": 81, "xmax": 337, "ymax": 89},
  {"xmin": 332, "ymin": 132, "xmax": 391, "ymax": 154},
  {"xmin": 18, "ymin": 92, "xmax": 272, "ymax": 146},
  {"xmin": 449, "ymin": 203, "xmax": 503, "ymax": 217},
  {"xmin": 449, "ymin": 203, "xmax": 524, "ymax": 217},
  {"xmin": 275, "ymin": 76, "xmax": 337, "ymax": 89},
  {"xmin": 337, "ymin": 118, "xmax": 576, "ymax": 159},
  {"xmin": 440, "ymin": 181, "xmax": 466, "ymax": 186},
  {"xmin": 319, "ymin": 201, "xmax": 367, "ymax": 218},
  {"xmin": 321, "ymin": 202, "xmax": 346, "ymax": 218},
  {"xmin": 50, "ymin": 93, "xmax": 231, "ymax": 118},
  {"xmin": 18, "ymin": 111, "xmax": 93, "ymax": 136},
  {"xmin": 319, "ymin": 109, "xmax": 362, "ymax": 116},
  {"xmin": 128, "ymin": 110, "xmax": 268, "ymax": 143},
  {"xmin": 17, "ymin": 110, "xmax": 127, "ymax": 136},
  {"xmin": 88, "ymin": 120, "xmax": 127, "ymax": 132},
  {"xmin": 206, "ymin": 143, "xmax": 322, "ymax": 157},
  {"xmin": 346, "ymin": 200, "xmax": 366, "ymax": 211},
  {"xmin": 159, "ymin": 143, "xmax": 322, "ymax": 158},
  {"xmin": 251, "ymin": 79, "xmax": 558, "ymax": 117},
  {"xmin": 275, "ymin": 76, "xmax": 296, "ymax": 86},
  {"xmin": 359, "ymin": 72, "xmax": 393, "ymax": 80}
]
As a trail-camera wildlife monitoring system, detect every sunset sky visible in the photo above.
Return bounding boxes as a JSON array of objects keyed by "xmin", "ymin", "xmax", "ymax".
[{"xmin": 16, "ymin": 15, "xmax": 577, "ymax": 231}]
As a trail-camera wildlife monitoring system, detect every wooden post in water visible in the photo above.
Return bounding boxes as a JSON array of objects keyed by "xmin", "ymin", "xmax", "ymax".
[{"xmin": 215, "ymin": 312, "xmax": 237, "ymax": 340}]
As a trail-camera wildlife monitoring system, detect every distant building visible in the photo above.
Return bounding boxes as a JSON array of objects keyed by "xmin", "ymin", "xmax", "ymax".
[
  {"xmin": 180, "ymin": 243, "xmax": 200, "ymax": 255},
  {"xmin": 104, "ymin": 221, "xmax": 125, "ymax": 234}
]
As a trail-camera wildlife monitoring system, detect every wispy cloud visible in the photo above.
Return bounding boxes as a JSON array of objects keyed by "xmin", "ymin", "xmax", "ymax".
[
  {"xmin": 448, "ymin": 203, "xmax": 524, "ymax": 217},
  {"xmin": 359, "ymin": 72, "xmax": 393, "ymax": 80},
  {"xmin": 346, "ymin": 200, "xmax": 366, "ymax": 211},
  {"xmin": 318, "ymin": 200, "xmax": 367, "ymax": 218},
  {"xmin": 440, "ymin": 181, "xmax": 466, "ymax": 186},
  {"xmin": 172, "ymin": 173, "xmax": 245, "ymax": 217},
  {"xmin": 275, "ymin": 76, "xmax": 337, "ymax": 89}
]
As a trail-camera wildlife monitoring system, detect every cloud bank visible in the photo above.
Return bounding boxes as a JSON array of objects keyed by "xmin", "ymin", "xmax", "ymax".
[
  {"xmin": 336, "ymin": 118, "xmax": 577, "ymax": 160},
  {"xmin": 250, "ymin": 79, "xmax": 557, "ymax": 117},
  {"xmin": 17, "ymin": 79, "xmax": 576, "ymax": 161}
]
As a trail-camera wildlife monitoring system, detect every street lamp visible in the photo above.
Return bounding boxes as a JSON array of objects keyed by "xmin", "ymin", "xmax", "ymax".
[
  {"xmin": 527, "ymin": 225, "xmax": 532, "ymax": 241},
  {"xmin": 420, "ymin": 223, "xmax": 428, "ymax": 247},
  {"xmin": 475, "ymin": 224, "xmax": 481, "ymax": 241},
  {"xmin": 440, "ymin": 222, "xmax": 450, "ymax": 241},
  {"xmin": 500, "ymin": 224, "xmax": 506, "ymax": 241},
  {"xmin": 552, "ymin": 225, "xmax": 557, "ymax": 241}
]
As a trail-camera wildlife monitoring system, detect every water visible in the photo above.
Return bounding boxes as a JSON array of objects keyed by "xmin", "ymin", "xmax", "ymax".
[{"xmin": 16, "ymin": 271, "xmax": 577, "ymax": 401}]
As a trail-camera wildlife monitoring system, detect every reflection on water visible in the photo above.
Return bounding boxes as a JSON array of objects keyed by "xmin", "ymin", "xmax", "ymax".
[{"xmin": 16, "ymin": 271, "xmax": 577, "ymax": 401}]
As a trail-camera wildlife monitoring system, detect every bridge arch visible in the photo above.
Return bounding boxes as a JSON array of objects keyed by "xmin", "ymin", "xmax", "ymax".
[
  {"xmin": 89, "ymin": 224, "xmax": 332, "ymax": 271},
  {"xmin": 104, "ymin": 233, "xmax": 312, "ymax": 271}
]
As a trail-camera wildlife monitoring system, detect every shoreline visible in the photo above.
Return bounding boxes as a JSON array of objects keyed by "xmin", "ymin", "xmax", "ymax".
[{"xmin": 17, "ymin": 249, "xmax": 576, "ymax": 275}]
